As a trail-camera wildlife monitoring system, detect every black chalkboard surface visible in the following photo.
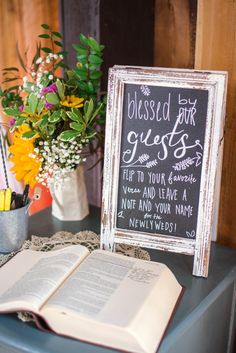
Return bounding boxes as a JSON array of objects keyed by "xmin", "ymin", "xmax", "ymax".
[{"xmin": 116, "ymin": 84, "xmax": 208, "ymax": 239}]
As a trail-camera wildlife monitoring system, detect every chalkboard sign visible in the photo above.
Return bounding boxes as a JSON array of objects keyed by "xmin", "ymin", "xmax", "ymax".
[{"xmin": 101, "ymin": 66, "xmax": 227, "ymax": 277}]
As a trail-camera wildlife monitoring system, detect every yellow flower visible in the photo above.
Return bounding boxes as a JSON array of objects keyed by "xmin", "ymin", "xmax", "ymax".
[
  {"xmin": 60, "ymin": 95, "xmax": 84, "ymax": 108},
  {"xmin": 8, "ymin": 125, "xmax": 42, "ymax": 188}
]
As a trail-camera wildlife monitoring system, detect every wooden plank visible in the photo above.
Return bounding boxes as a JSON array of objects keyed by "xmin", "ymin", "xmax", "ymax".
[
  {"xmin": 154, "ymin": 0, "xmax": 197, "ymax": 68},
  {"xmin": 60, "ymin": 0, "xmax": 155, "ymax": 207},
  {"xmin": 195, "ymin": 0, "xmax": 236, "ymax": 248},
  {"xmin": 0, "ymin": 0, "xmax": 59, "ymax": 84},
  {"xmin": 60, "ymin": 0, "xmax": 101, "ymax": 207}
]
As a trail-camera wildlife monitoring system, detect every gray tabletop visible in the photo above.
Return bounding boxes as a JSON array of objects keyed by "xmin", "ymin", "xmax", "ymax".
[{"xmin": 0, "ymin": 206, "xmax": 235, "ymax": 353}]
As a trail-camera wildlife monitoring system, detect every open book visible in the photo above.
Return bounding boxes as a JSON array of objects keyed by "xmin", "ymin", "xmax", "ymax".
[{"xmin": 0, "ymin": 245, "xmax": 182, "ymax": 353}]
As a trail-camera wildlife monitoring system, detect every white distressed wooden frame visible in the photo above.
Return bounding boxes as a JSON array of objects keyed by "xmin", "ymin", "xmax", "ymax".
[{"xmin": 100, "ymin": 66, "xmax": 227, "ymax": 277}]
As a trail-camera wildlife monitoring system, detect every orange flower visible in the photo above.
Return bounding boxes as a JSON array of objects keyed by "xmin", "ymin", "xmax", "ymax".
[{"xmin": 8, "ymin": 125, "xmax": 42, "ymax": 187}]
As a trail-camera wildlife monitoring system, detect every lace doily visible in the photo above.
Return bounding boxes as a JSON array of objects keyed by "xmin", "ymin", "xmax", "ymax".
[{"xmin": 0, "ymin": 231, "xmax": 150, "ymax": 268}]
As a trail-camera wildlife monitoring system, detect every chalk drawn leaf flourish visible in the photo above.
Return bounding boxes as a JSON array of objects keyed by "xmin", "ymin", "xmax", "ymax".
[
  {"xmin": 172, "ymin": 152, "xmax": 203, "ymax": 171},
  {"xmin": 146, "ymin": 159, "xmax": 158, "ymax": 168},
  {"xmin": 140, "ymin": 85, "xmax": 151, "ymax": 96}
]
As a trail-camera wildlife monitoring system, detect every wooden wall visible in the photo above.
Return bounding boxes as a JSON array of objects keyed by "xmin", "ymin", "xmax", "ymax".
[
  {"xmin": 154, "ymin": 0, "xmax": 197, "ymax": 68},
  {"xmin": 0, "ymin": 0, "xmax": 59, "ymax": 83},
  {"xmin": 195, "ymin": 0, "xmax": 236, "ymax": 248}
]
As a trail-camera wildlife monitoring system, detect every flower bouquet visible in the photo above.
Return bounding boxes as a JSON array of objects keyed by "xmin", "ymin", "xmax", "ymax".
[
  {"xmin": 1, "ymin": 23, "xmax": 106, "ymax": 190},
  {"xmin": 0, "ymin": 24, "xmax": 106, "ymax": 220}
]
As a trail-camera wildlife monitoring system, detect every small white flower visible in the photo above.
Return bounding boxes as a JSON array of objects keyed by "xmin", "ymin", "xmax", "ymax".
[
  {"xmin": 36, "ymin": 57, "xmax": 43, "ymax": 64},
  {"xmin": 37, "ymin": 72, "xmax": 42, "ymax": 78},
  {"xmin": 53, "ymin": 54, "xmax": 58, "ymax": 59},
  {"xmin": 48, "ymin": 74, "xmax": 53, "ymax": 80},
  {"xmin": 59, "ymin": 54, "xmax": 63, "ymax": 59},
  {"xmin": 31, "ymin": 86, "xmax": 35, "ymax": 91},
  {"xmin": 31, "ymin": 72, "xmax": 36, "ymax": 77},
  {"xmin": 46, "ymin": 58, "xmax": 51, "ymax": 64},
  {"xmin": 23, "ymin": 76, "xmax": 28, "ymax": 82}
]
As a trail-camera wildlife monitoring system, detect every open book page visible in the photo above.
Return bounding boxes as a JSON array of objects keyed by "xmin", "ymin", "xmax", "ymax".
[
  {"xmin": 0, "ymin": 245, "xmax": 89, "ymax": 313},
  {"xmin": 42, "ymin": 250, "xmax": 182, "ymax": 353}
]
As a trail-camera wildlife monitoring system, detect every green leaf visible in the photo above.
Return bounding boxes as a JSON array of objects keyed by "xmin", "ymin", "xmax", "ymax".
[
  {"xmin": 38, "ymin": 34, "xmax": 50, "ymax": 39},
  {"xmin": 39, "ymin": 115, "xmax": 49, "ymax": 129},
  {"xmin": 54, "ymin": 40, "xmax": 63, "ymax": 47},
  {"xmin": 70, "ymin": 122, "xmax": 83, "ymax": 132},
  {"xmin": 59, "ymin": 130, "xmax": 80, "ymax": 141},
  {"xmin": 41, "ymin": 47, "xmax": 52, "ymax": 53},
  {"xmin": 37, "ymin": 98, "xmax": 45, "ymax": 114},
  {"xmin": 2, "ymin": 67, "xmax": 19, "ymax": 72},
  {"xmin": 46, "ymin": 93, "xmax": 59, "ymax": 104},
  {"xmin": 89, "ymin": 54, "xmax": 103, "ymax": 65},
  {"xmin": 16, "ymin": 43, "xmax": 27, "ymax": 72},
  {"xmin": 73, "ymin": 45, "xmax": 87, "ymax": 56},
  {"xmin": 41, "ymin": 23, "xmax": 50, "ymax": 29},
  {"xmin": 15, "ymin": 116, "xmax": 26, "ymax": 126},
  {"xmin": 28, "ymin": 93, "xmax": 38, "ymax": 113},
  {"xmin": 56, "ymin": 79, "xmax": 65, "ymax": 100},
  {"xmin": 84, "ymin": 99, "xmax": 94, "ymax": 122},
  {"xmin": 90, "ymin": 71, "xmax": 102, "ymax": 80},
  {"xmin": 76, "ymin": 56, "xmax": 87, "ymax": 64},
  {"xmin": 3, "ymin": 107, "xmax": 20, "ymax": 117},
  {"xmin": 52, "ymin": 31, "xmax": 62, "ymax": 38},
  {"xmin": 90, "ymin": 103, "xmax": 103, "ymax": 123},
  {"xmin": 86, "ymin": 131, "xmax": 96, "ymax": 139},
  {"xmin": 47, "ymin": 124, "xmax": 55, "ymax": 136},
  {"xmin": 57, "ymin": 50, "xmax": 68, "ymax": 56},
  {"xmin": 22, "ymin": 130, "xmax": 38, "ymax": 139},
  {"xmin": 2, "ymin": 77, "xmax": 19, "ymax": 83},
  {"xmin": 60, "ymin": 110, "xmax": 67, "ymax": 120},
  {"xmin": 87, "ymin": 37, "xmax": 100, "ymax": 51},
  {"xmin": 87, "ymin": 81, "xmax": 95, "ymax": 94},
  {"xmin": 79, "ymin": 33, "xmax": 89, "ymax": 46},
  {"xmin": 54, "ymin": 61, "xmax": 68, "ymax": 69},
  {"xmin": 74, "ymin": 68, "xmax": 87, "ymax": 80},
  {"xmin": 48, "ymin": 110, "xmax": 61, "ymax": 123},
  {"xmin": 66, "ymin": 109, "xmax": 82, "ymax": 121}
]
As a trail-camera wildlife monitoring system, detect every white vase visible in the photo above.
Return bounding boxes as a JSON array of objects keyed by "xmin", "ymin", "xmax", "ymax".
[{"xmin": 50, "ymin": 165, "xmax": 89, "ymax": 221}]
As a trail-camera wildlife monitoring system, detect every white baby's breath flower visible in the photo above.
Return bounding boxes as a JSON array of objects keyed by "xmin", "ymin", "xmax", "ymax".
[
  {"xmin": 48, "ymin": 74, "xmax": 53, "ymax": 80},
  {"xmin": 36, "ymin": 57, "xmax": 43, "ymax": 64}
]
